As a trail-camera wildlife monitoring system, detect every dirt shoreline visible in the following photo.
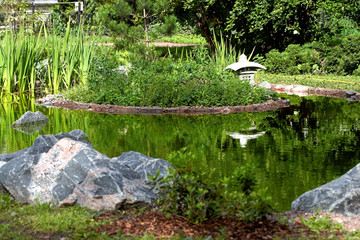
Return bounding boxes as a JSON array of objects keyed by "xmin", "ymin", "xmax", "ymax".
[{"xmin": 37, "ymin": 98, "xmax": 291, "ymax": 115}]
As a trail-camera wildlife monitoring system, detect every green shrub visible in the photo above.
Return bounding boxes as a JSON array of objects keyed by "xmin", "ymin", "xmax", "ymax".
[
  {"xmin": 70, "ymin": 47, "xmax": 270, "ymax": 107},
  {"xmin": 265, "ymin": 34, "xmax": 360, "ymax": 75},
  {"xmin": 354, "ymin": 66, "xmax": 360, "ymax": 76},
  {"xmin": 265, "ymin": 44, "xmax": 321, "ymax": 75},
  {"xmin": 299, "ymin": 209, "xmax": 343, "ymax": 234},
  {"xmin": 149, "ymin": 165, "xmax": 273, "ymax": 224}
]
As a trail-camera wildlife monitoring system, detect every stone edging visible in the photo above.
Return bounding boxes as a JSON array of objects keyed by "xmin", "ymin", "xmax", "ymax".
[
  {"xmin": 37, "ymin": 84, "xmax": 358, "ymax": 115},
  {"xmin": 37, "ymin": 97, "xmax": 290, "ymax": 115},
  {"xmin": 264, "ymin": 83, "xmax": 360, "ymax": 101}
]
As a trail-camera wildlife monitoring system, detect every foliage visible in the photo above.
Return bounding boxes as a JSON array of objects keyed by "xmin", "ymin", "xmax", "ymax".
[
  {"xmin": 259, "ymin": 72, "xmax": 360, "ymax": 92},
  {"xmin": 149, "ymin": 165, "xmax": 273, "ymax": 224},
  {"xmin": 171, "ymin": 0, "xmax": 360, "ymax": 53},
  {"xmin": 265, "ymin": 44, "xmax": 321, "ymax": 75},
  {"xmin": 154, "ymin": 34, "xmax": 206, "ymax": 45},
  {"xmin": 0, "ymin": 0, "xmax": 42, "ymax": 31},
  {"xmin": 65, "ymin": 46, "xmax": 270, "ymax": 107},
  {"xmin": 0, "ymin": 22, "xmax": 95, "ymax": 95},
  {"xmin": 0, "ymin": 28, "xmax": 43, "ymax": 96},
  {"xmin": 148, "ymin": 19, "xmax": 205, "ymax": 44},
  {"xmin": 300, "ymin": 209, "xmax": 343, "ymax": 234},
  {"xmin": 98, "ymin": 0, "xmax": 177, "ymax": 56},
  {"xmin": 264, "ymin": 33, "xmax": 360, "ymax": 75},
  {"xmin": 0, "ymin": 193, "xmax": 108, "ymax": 239}
]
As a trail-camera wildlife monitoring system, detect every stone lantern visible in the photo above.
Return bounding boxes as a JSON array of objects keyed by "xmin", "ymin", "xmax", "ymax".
[{"xmin": 224, "ymin": 54, "xmax": 266, "ymax": 85}]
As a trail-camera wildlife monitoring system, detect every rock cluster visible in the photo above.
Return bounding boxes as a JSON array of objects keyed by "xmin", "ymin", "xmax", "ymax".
[{"xmin": 0, "ymin": 130, "xmax": 171, "ymax": 211}]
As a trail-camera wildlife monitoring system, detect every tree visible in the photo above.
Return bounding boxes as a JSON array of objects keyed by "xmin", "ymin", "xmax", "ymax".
[
  {"xmin": 98, "ymin": 0, "xmax": 177, "ymax": 51},
  {"xmin": 0, "ymin": 0, "xmax": 39, "ymax": 30},
  {"xmin": 172, "ymin": 0, "xmax": 360, "ymax": 54}
]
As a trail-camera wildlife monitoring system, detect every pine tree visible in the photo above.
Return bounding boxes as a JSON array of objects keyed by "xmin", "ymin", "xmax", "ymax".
[{"xmin": 98, "ymin": 0, "xmax": 177, "ymax": 51}]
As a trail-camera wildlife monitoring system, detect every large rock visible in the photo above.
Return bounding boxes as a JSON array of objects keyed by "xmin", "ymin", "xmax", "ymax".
[
  {"xmin": 292, "ymin": 163, "xmax": 360, "ymax": 216},
  {"xmin": 113, "ymin": 151, "xmax": 172, "ymax": 182},
  {"xmin": 0, "ymin": 129, "xmax": 90, "ymax": 162},
  {"xmin": 0, "ymin": 130, "xmax": 171, "ymax": 211}
]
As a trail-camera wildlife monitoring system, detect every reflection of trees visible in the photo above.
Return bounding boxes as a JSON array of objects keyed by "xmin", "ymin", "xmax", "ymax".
[{"xmin": 255, "ymin": 96, "xmax": 360, "ymax": 211}]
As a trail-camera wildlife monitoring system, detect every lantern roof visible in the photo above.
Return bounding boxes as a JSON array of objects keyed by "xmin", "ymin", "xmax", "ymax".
[{"xmin": 224, "ymin": 54, "xmax": 266, "ymax": 72}]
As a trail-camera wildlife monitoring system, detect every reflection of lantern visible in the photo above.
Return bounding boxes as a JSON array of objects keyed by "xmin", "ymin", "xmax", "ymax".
[{"xmin": 224, "ymin": 54, "xmax": 266, "ymax": 85}]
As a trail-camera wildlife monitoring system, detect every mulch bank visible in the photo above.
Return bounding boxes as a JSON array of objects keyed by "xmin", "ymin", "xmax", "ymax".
[
  {"xmin": 38, "ymin": 98, "xmax": 291, "ymax": 115},
  {"xmin": 92, "ymin": 209, "xmax": 344, "ymax": 239}
]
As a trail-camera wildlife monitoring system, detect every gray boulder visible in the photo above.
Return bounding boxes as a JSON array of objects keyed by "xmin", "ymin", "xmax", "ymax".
[
  {"xmin": 0, "ymin": 130, "xmax": 171, "ymax": 211},
  {"xmin": 11, "ymin": 111, "xmax": 49, "ymax": 126},
  {"xmin": 113, "ymin": 151, "xmax": 172, "ymax": 182},
  {"xmin": 0, "ymin": 129, "xmax": 90, "ymax": 162},
  {"xmin": 292, "ymin": 163, "xmax": 360, "ymax": 216}
]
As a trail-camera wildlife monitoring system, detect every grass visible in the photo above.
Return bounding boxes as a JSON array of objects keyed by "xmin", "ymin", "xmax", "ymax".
[
  {"xmin": 0, "ymin": 194, "xmax": 109, "ymax": 239},
  {"xmin": 154, "ymin": 34, "xmax": 207, "ymax": 45},
  {"xmin": 259, "ymin": 72, "xmax": 360, "ymax": 92}
]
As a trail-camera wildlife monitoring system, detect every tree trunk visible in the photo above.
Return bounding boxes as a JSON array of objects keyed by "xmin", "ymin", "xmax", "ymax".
[
  {"xmin": 196, "ymin": 5, "xmax": 215, "ymax": 52},
  {"xmin": 143, "ymin": 8, "xmax": 149, "ymax": 47}
]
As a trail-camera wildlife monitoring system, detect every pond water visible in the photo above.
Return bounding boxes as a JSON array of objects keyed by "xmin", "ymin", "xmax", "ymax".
[{"xmin": 1, "ymin": 95, "xmax": 360, "ymax": 212}]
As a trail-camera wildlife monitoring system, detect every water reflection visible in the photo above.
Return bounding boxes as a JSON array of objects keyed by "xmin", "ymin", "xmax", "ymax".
[
  {"xmin": 0, "ymin": 95, "xmax": 359, "ymax": 211},
  {"xmin": 227, "ymin": 130, "xmax": 266, "ymax": 148}
]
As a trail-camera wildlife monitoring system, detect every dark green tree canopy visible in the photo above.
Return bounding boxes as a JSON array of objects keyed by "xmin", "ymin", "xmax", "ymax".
[{"xmin": 171, "ymin": 0, "xmax": 360, "ymax": 53}]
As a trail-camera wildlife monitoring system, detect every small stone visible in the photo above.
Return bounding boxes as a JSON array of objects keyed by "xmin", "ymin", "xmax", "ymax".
[
  {"xmin": 259, "ymin": 81, "xmax": 271, "ymax": 89},
  {"xmin": 346, "ymin": 90, "xmax": 358, "ymax": 97},
  {"xmin": 11, "ymin": 212, "xmax": 16, "ymax": 217},
  {"xmin": 11, "ymin": 111, "xmax": 49, "ymax": 126}
]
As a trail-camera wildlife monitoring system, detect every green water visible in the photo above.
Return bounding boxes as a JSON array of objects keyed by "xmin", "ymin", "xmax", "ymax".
[{"xmin": 1, "ymin": 95, "xmax": 360, "ymax": 212}]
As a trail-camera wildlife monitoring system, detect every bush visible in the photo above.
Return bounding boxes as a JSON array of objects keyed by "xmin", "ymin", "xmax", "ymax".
[
  {"xmin": 68, "ymin": 47, "xmax": 271, "ymax": 107},
  {"xmin": 149, "ymin": 165, "xmax": 273, "ymax": 224},
  {"xmin": 265, "ymin": 34, "xmax": 360, "ymax": 75},
  {"xmin": 265, "ymin": 44, "xmax": 321, "ymax": 75}
]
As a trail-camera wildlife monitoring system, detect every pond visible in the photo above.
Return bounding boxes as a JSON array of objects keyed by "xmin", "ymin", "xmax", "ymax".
[{"xmin": 1, "ymin": 95, "xmax": 360, "ymax": 212}]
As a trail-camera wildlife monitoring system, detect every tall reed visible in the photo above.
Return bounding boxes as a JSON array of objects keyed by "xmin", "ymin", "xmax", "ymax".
[
  {"xmin": 77, "ymin": 26, "xmax": 94, "ymax": 86},
  {"xmin": 0, "ymin": 29, "xmax": 44, "ymax": 96},
  {"xmin": 0, "ymin": 21, "xmax": 95, "ymax": 95},
  {"xmin": 213, "ymin": 32, "xmax": 241, "ymax": 72}
]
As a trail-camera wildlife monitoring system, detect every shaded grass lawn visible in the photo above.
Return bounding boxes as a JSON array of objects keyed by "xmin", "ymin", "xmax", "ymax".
[{"xmin": 259, "ymin": 72, "xmax": 360, "ymax": 92}]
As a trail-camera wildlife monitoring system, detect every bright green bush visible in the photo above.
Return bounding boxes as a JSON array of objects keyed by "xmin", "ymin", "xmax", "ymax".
[
  {"xmin": 149, "ymin": 165, "xmax": 273, "ymax": 224},
  {"xmin": 67, "ymin": 46, "xmax": 271, "ymax": 107}
]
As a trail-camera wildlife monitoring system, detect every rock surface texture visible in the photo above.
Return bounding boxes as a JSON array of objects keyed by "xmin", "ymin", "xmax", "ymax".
[
  {"xmin": 0, "ymin": 130, "xmax": 170, "ymax": 210},
  {"xmin": 10, "ymin": 111, "xmax": 50, "ymax": 134},
  {"xmin": 292, "ymin": 163, "xmax": 360, "ymax": 216},
  {"xmin": 11, "ymin": 111, "xmax": 49, "ymax": 125}
]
